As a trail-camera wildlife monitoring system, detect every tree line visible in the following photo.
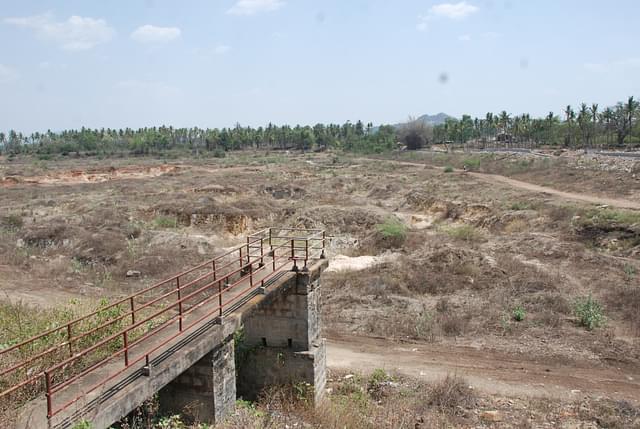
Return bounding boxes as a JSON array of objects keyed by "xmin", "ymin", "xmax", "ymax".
[
  {"xmin": 1, "ymin": 96, "xmax": 638, "ymax": 157},
  {"xmin": 0, "ymin": 121, "xmax": 396, "ymax": 157},
  {"xmin": 432, "ymin": 96, "xmax": 640, "ymax": 149}
]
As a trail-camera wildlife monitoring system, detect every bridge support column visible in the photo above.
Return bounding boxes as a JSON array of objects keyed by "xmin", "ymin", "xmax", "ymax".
[
  {"xmin": 159, "ymin": 336, "xmax": 236, "ymax": 424},
  {"xmin": 237, "ymin": 260, "xmax": 327, "ymax": 404}
]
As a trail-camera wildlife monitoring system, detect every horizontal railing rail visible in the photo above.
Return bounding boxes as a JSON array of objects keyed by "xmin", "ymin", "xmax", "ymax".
[{"xmin": 0, "ymin": 228, "xmax": 326, "ymax": 423}]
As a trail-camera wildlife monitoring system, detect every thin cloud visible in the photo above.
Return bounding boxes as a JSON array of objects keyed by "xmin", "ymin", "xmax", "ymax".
[
  {"xmin": 430, "ymin": 2, "xmax": 478, "ymax": 19},
  {"xmin": 417, "ymin": 2, "xmax": 478, "ymax": 31},
  {"xmin": 4, "ymin": 13, "xmax": 114, "ymax": 51},
  {"xmin": 131, "ymin": 25, "xmax": 181, "ymax": 43},
  {"xmin": 458, "ymin": 34, "xmax": 472, "ymax": 41},
  {"xmin": 227, "ymin": 0, "xmax": 285, "ymax": 16},
  {"xmin": 0, "ymin": 64, "xmax": 19, "ymax": 83}
]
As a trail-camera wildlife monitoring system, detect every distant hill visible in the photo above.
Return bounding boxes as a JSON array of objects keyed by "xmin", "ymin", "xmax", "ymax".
[
  {"xmin": 372, "ymin": 113, "xmax": 453, "ymax": 133},
  {"xmin": 395, "ymin": 113, "xmax": 453, "ymax": 128},
  {"xmin": 414, "ymin": 112, "xmax": 452, "ymax": 126}
]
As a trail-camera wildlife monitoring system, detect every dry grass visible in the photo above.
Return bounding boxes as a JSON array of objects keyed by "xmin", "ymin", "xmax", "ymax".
[{"xmin": 424, "ymin": 375, "xmax": 476, "ymax": 416}]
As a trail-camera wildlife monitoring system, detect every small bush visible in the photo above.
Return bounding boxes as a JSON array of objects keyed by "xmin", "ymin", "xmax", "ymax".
[
  {"xmin": 443, "ymin": 224, "xmax": 484, "ymax": 242},
  {"xmin": 212, "ymin": 148, "xmax": 226, "ymax": 158},
  {"xmin": 1, "ymin": 214, "xmax": 23, "ymax": 231},
  {"xmin": 376, "ymin": 217, "xmax": 407, "ymax": 239},
  {"xmin": 574, "ymin": 295, "xmax": 605, "ymax": 330},
  {"xmin": 153, "ymin": 215, "xmax": 178, "ymax": 228},
  {"xmin": 367, "ymin": 368, "xmax": 391, "ymax": 400},
  {"xmin": 509, "ymin": 201, "xmax": 531, "ymax": 211},
  {"xmin": 373, "ymin": 217, "xmax": 407, "ymax": 249},
  {"xmin": 443, "ymin": 165, "xmax": 454, "ymax": 173},
  {"xmin": 512, "ymin": 305, "xmax": 526, "ymax": 322},
  {"xmin": 426, "ymin": 375, "xmax": 475, "ymax": 415},
  {"xmin": 623, "ymin": 263, "xmax": 636, "ymax": 281}
]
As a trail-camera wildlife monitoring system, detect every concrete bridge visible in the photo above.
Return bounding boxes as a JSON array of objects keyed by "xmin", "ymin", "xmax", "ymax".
[{"xmin": 0, "ymin": 228, "xmax": 328, "ymax": 429}]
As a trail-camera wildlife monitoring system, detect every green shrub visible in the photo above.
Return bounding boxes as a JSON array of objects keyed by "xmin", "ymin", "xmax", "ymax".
[
  {"xmin": 509, "ymin": 201, "xmax": 531, "ymax": 211},
  {"xmin": 462, "ymin": 157, "xmax": 481, "ymax": 171},
  {"xmin": 375, "ymin": 217, "xmax": 407, "ymax": 240},
  {"xmin": 512, "ymin": 305, "xmax": 526, "ymax": 322},
  {"xmin": 1, "ymin": 214, "xmax": 23, "ymax": 231},
  {"xmin": 443, "ymin": 224, "xmax": 484, "ymax": 242},
  {"xmin": 153, "ymin": 215, "xmax": 177, "ymax": 228},
  {"xmin": 574, "ymin": 295, "xmax": 605, "ymax": 330},
  {"xmin": 580, "ymin": 208, "xmax": 640, "ymax": 227},
  {"xmin": 71, "ymin": 420, "xmax": 92, "ymax": 429},
  {"xmin": 212, "ymin": 148, "xmax": 226, "ymax": 158},
  {"xmin": 443, "ymin": 165, "xmax": 454, "ymax": 173}
]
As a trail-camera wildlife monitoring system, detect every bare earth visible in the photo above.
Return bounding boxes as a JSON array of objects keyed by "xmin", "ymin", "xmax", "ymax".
[{"xmin": 326, "ymin": 335, "xmax": 640, "ymax": 405}]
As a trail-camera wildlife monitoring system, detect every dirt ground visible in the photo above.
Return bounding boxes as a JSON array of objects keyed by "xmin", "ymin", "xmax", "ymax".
[{"xmin": 2, "ymin": 151, "xmax": 640, "ymax": 427}]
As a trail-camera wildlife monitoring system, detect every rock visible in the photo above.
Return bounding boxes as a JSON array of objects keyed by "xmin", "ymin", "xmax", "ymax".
[
  {"xmin": 343, "ymin": 374, "xmax": 354, "ymax": 380},
  {"xmin": 16, "ymin": 239, "xmax": 24, "ymax": 248},
  {"xmin": 126, "ymin": 270, "xmax": 141, "ymax": 278},
  {"xmin": 480, "ymin": 410, "xmax": 503, "ymax": 422}
]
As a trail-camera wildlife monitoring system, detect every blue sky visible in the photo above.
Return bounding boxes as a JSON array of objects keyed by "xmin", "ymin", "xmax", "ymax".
[{"xmin": 1, "ymin": 0, "xmax": 639, "ymax": 133}]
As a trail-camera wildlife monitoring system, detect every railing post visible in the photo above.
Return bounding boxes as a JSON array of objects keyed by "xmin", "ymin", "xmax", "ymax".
[
  {"xmin": 176, "ymin": 277, "xmax": 183, "ymax": 332},
  {"xmin": 212, "ymin": 260, "xmax": 217, "ymax": 281},
  {"xmin": 272, "ymin": 245, "xmax": 276, "ymax": 271},
  {"xmin": 123, "ymin": 331, "xmax": 129, "ymax": 367},
  {"xmin": 321, "ymin": 231, "xmax": 326, "ymax": 259},
  {"xmin": 246, "ymin": 237, "xmax": 251, "ymax": 265},
  {"xmin": 45, "ymin": 371, "xmax": 52, "ymax": 419},
  {"xmin": 218, "ymin": 280, "xmax": 223, "ymax": 317},
  {"xmin": 259, "ymin": 237, "xmax": 264, "ymax": 266},
  {"xmin": 239, "ymin": 247, "xmax": 243, "ymax": 269},
  {"xmin": 249, "ymin": 263, "xmax": 253, "ymax": 287},
  {"xmin": 305, "ymin": 238, "xmax": 309, "ymax": 267},
  {"xmin": 291, "ymin": 239, "xmax": 298, "ymax": 271},
  {"xmin": 130, "ymin": 297, "xmax": 136, "ymax": 325},
  {"xmin": 66, "ymin": 324, "xmax": 73, "ymax": 357}
]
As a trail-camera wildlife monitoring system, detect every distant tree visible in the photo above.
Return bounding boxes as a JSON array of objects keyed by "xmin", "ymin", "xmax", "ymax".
[
  {"xmin": 612, "ymin": 96, "xmax": 639, "ymax": 146},
  {"xmin": 399, "ymin": 117, "xmax": 432, "ymax": 150},
  {"xmin": 564, "ymin": 105, "xmax": 575, "ymax": 147}
]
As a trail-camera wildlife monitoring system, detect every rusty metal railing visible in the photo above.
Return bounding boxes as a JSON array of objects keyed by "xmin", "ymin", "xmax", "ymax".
[{"xmin": 0, "ymin": 228, "xmax": 326, "ymax": 421}]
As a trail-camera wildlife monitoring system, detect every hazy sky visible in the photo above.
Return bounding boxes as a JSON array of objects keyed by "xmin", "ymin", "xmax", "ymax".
[{"xmin": 1, "ymin": 0, "xmax": 639, "ymax": 133}]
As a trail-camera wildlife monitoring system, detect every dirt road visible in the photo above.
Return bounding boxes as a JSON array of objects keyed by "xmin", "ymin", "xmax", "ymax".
[
  {"xmin": 364, "ymin": 158, "xmax": 640, "ymax": 210},
  {"xmin": 326, "ymin": 335, "xmax": 640, "ymax": 405},
  {"xmin": 468, "ymin": 171, "xmax": 640, "ymax": 210}
]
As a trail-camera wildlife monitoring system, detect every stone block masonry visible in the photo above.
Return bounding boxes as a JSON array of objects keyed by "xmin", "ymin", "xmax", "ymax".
[
  {"xmin": 237, "ymin": 260, "xmax": 328, "ymax": 404},
  {"xmin": 159, "ymin": 336, "xmax": 236, "ymax": 423}
]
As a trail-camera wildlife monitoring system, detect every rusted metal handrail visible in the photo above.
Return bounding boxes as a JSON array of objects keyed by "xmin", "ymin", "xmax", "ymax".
[{"xmin": 0, "ymin": 228, "xmax": 325, "ymax": 423}]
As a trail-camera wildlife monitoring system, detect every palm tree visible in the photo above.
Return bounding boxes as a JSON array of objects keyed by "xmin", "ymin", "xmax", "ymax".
[
  {"xmin": 577, "ymin": 103, "xmax": 591, "ymax": 148},
  {"xmin": 600, "ymin": 107, "xmax": 614, "ymax": 147},
  {"xmin": 564, "ymin": 105, "xmax": 575, "ymax": 147}
]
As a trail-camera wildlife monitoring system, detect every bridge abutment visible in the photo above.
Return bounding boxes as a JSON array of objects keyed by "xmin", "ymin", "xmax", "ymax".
[
  {"xmin": 159, "ymin": 335, "xmax": 236, "ymax": 424},
  {"xmin": 237, "ymin": 260, "xmax": 327, "ymax": 404}
]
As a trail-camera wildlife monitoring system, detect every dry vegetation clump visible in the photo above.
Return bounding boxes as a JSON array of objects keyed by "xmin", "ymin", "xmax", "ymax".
[
  {"xmin": 423, "ymin": 374, "xmax": 476, "ymax": 416},
  {"xmin": 393, "ymin": 244, "xmax": 497, "ymax": 294},
  {"xmin": 221, "ymin": 372, "xmax": 480, "ymax": 429}
]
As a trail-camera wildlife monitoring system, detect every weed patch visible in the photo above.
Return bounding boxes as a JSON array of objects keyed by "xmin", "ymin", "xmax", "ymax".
[{"xmin": 574, "ymin": 295, "xmax": 605, "ymax": 330}]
